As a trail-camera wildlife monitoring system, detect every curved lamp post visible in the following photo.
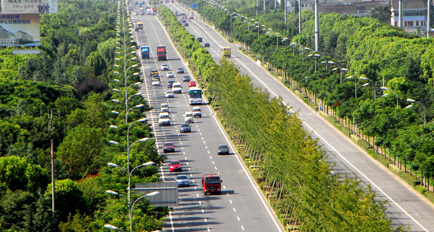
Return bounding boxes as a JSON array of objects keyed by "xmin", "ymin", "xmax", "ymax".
[
  {"xmin": 307, "ymin": 53, "xmax": 321, "ymax": 72},
  {"xmin": 380, "ymin": 87, "xmax": 398, "ymax": 108},
  {"xmin": 359, "ymin": 76, "xmax": 376, "ymax": 100},
  {"xmin": 105, "ymin": 188, "xmax": 159, "ymax": 232},
  {"xmin": 405, "ymin": 98, "xmax": 426, "ymax": 126},
  {"xmin": 344, "ymin": 75, "xmax": 358, "ymax": 99}
]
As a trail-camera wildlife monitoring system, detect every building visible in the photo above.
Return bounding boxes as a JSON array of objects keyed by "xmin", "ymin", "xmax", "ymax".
[
  {"xmin": 390, "ymin": 0, "xmax": 427, "ymax": 29},
  {"xmin": 285, "ymin": 0, "xmax": 388, "ymax": 14}
]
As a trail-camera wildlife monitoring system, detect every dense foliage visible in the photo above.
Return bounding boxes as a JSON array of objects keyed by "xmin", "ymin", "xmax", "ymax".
[
  {"xmin": 0, "ymin": 0, "xmax": 167, "ymax": 231},
  {"xmin": 194, "ymin": 1, "xmax": 434, "ymax": 190},
  {"xmin": 159, "ymin": 6, "xmax": 392, "ymax": 230}
]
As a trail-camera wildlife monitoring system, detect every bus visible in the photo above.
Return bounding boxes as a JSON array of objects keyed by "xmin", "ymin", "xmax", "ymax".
[
  {"xmin": 137, "ymin": 22, "xmax": 143, "ymax": 30},
  {"xmin": 189, "ymin": 87, "xmax": 202, "ymax": 105},
  {"xmin": 222, "ymin": 47, "xmax": 231, "ymax": 57}
]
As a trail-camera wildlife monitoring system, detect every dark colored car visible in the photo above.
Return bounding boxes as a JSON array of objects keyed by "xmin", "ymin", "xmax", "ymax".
[
  {"xmin": 197, "ymin": 37, "xmax": 202, "ymax": 42},
  {"xmin": 169, "ymin": 160, "xmax": 182, "ymax": 172},
  {"xmin": 182, "ymin": 75, "xmax": 190, "ymax": 82},
  {"xmin": 184, "ymin": 23, "xmax": 189, "ymax": 26},
  {"xmin": 176, "ymin": 67, "xmax": 184, "ymax": 74},
  {"xmin": 180, "ymin": 123, "xmax": 191, "ymax": 133},
  {"xmin": 204, "ymin": 43, "xmax": 210, "ymax": 47},
  {"xmin": 167, "ymin": 80, "xmax": 175, "ymax": 88},
  {"xmin": 163, "ymin": 142, "xmax": 175, "ymax": 153},
  {"xmin": 217, "ymin": 145, "xmax": 230, "ymax": 155},
  {"xmin": 152, "ymin": 73, "xmax": 160, "ymax": 80}
]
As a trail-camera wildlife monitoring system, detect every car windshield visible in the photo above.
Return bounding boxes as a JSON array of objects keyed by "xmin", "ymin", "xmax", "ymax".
[
  {"xmin": 177, "ymin": 175, "xmax": 187, "ymax": 180},
  {"xmin": 171, "ymin": 161, "xmax": 180, "ymax": 165},
  {"xmin": 168, "ymin": 72, "xmax": 173, "ymax": 74},
  {"xmin": 219, "ymin": 145, "xmax": 229, "ymax": 149},
  {"xmin": 181, "ymin": 124, "xmax": 190, "ymax": 127},
  {"xmin": 204, "ymin": 177, "xmax": 220, "ymax": 184},
  {"xmin": 166, "ymin": 91, "xmax": 172, "ymax": 94},
  {"xmin": 164, "ymin": 143, "xmax": 173, "ymax": 146},
  {"xmin": 160, "ymin": 114, "xmax": 169, "ymax": 118},
  {"xmin": 193, "ymin": 108, "xmax": 201, "ymax": 111},
  {"xmin": 178, "ymin": 68, "xmax": 183, "ymax": 70}
]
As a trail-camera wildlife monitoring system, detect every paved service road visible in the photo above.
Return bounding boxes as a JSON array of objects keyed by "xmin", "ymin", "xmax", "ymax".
[
  {"xmin": 130, "ymin": 4, "xmax": 284, "ymax": 232},
  {"xmin": 165, "ymin": 4, "xmax": 434, "ymax": 231}
]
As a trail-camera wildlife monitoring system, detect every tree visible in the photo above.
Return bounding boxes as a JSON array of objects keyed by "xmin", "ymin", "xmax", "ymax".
[
  {"xmin": 369, "ymin": 5, "xmax": 391, "ymax": 24},
  {"xmin": 56, "ymin": 124, "xmax": 105, "ymax": 178},
  {"xmin": 45, "ymin": 179, "xmax": 89, "ymax": 222}
]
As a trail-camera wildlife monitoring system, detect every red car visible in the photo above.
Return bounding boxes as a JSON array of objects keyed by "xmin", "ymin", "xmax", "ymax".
[
  {"xmin": 163, "ymin": 142, "xmax": 175, "ymax": 153},
  {"xmin": 169, "ymin": 160, "xmax": 182, "ymax": 172},
  {"xmin": 189, "ymin": 80, "xmax": 196, "ymax": 87}
]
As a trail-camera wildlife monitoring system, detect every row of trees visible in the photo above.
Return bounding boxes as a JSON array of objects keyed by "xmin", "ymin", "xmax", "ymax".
[
  {"xmin": 0, "ymin": 0, "xmax": 167, "ymax": 231},
  {"xmin": 159, "ymin": 6, "xmax": 392, "ymax": 230},
  {"xmin": 194, "ymin": 1, "xmax": 434, "ymax": 189}
]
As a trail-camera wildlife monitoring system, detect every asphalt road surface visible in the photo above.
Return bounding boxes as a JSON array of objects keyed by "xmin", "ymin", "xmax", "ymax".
[
  {"xmin": 130, "ymin": 4, "xmax": 284, "ymax": 231},
  {"xmin": 162, "ymin": 3, "xmax": 434, "ymax": 231}
]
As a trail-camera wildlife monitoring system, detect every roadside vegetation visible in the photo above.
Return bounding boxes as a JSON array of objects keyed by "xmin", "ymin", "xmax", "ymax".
[
  {"xmin": 0, "ymin": 0, "xmax": 166, "ymax": 231},
  {"xmin": 190, "ymin": 0, "xmax": 434, "ymax": 199},
  {"xmin": 159, "ymin": 6, "xmax": 393, "ymax": 230}
]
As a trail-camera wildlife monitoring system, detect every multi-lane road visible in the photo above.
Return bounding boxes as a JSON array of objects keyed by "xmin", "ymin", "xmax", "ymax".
[
  {"xmin": 131, "ymin": 4, "xmax": 283, "ymax": 231},
  {"xmin": 131, "ymin": 2, "xmax": 434, "ymax": 231}
]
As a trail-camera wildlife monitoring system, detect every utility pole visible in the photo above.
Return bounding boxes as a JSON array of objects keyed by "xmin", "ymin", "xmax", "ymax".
[
  {"xmin": 298, "ymin": 0, "xmax": 302, "ymax": 33},
  {"xmin": 264, "ymin": 0, "xmax": 266, "ymax": 14},
  {"xmin": 314, "ymin": 0, "xmax": 319, "ymax": 51},
  {"xmin": 48, "ymin": 110, "xmax": 55, "ymax": 215},
  {"xmin": 399, "ymin": 0, "xmax": 403, "ymax": 28},
  {"xmin": 427, "ymin": 0, "xmax": 431, "ymax": 38},
  {"xmin": 256, "ymin": 0, "xmax": 258, "ymax": 17}
]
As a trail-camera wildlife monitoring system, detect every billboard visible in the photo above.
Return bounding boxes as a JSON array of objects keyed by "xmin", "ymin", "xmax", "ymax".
[
  {"xmin": 135, "ymin": 182, "xmax": 179, "ymax": 207},
  {"xmin": 0, "ymin": 14, "xmax": 40, "ymax": 46},
  {"xmin": 1, "ymin": 0, "xmax": 58, "ymax": 14}
]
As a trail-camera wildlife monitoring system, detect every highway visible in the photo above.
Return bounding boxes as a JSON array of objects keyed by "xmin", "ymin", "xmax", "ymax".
[
  {"xmin": 130, "ymin": 4, "xmax": 284, "ymax": 232},
  {"xmin": 162, "ymin": 3, "xmax": 434, "ymax": 231}
]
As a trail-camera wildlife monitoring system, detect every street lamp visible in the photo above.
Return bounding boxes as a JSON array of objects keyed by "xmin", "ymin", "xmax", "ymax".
[
  {"xmin": 105, "ymin": 189, "xmax": 159, "ymax": 232},
  {"xmin": 344, "ymin": 75, "xmax": 358, "ymax": 99},
  {"xmin": 290, "ymin": 42, "xmax": 297, "ymax": 57},
  {"xmin": 108, "ymin": 138, "xmax": 153, "ymax": 232},
  {"xmin": 405, "ymin": 98, "xmax": 427, "ymax": 126},
  {"xmin": 275, "ymin": 32, "xmax": 280, "ymax": 50},
  {"xmin": 301, "ymin": 47, "xmax": 310, "ymax": 64},
  {"xmin": 332, "ymin": 67, "xmax": 348, "ymax": 83},
  {"xmin": 380, "ymin": 87, "xmax": 398, "ymax": 108},
  {"xmin": 307, "ymin": 53, "xmax": 321, "ymax": 71},
  {"xmin": 321, "ymin": 60, "xmax": 336, "ymax": 70},
  {"xmin": 104, "ymin": 224, "xmax": 126, "ymax": 232},
  {"xmin": 359, "ymin": 76, "xmax": 376, "ymax": 100}
]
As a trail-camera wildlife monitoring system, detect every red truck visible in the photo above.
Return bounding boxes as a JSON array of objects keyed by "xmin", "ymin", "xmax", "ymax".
[
  {"xmin": 202, "ymin": 174, "xmax": 222, "ymax": 195},
  {"xmin": 152, "ymin": 7, "xmax": 157, "ymax": 14},
  {"xmin": 157, "ymin": 45, "xmax": 167, "ymax": 61}
]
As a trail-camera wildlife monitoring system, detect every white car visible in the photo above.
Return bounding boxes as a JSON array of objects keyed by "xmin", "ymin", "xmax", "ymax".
[
  {"xmin": 161, "ymin": 64, "xmax": 169, "ymax": 71},
  {"xmin": 161, "ymin": 106, "xmax": 170, "ymax": 112},
  {"xmin": 184, "ymin": 111, "xmax": 194, "ymax": 123},
  {"xmin": 166, "ymin": 71, "xmax": 175, "ymax": 78},
  {"xmin": 173, "ymin": 82, "xmax": 182, "ymax": 93},
  {"xmin": 161, "ymin": 102, "xmax": 169, "ymax": 108},
  {"xmin": 159, "ymin": 112, "xmax": 170, "ymax": 126},
  {"xmin": 192, "ymin": 107, "xmax": 202, "ymax": 117},
  {"xmin": 165, "ymin": 90, "xmax": 174, "ymax": 98},
  {"xmin": 152, "ymin": 80, "xmax": 160, "ymax": 86}
]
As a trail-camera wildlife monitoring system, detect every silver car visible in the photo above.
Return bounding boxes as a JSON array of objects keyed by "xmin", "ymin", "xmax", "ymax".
[{"xmin": 175, "ymin": 175, "xmax": 190, "ymax": 187}]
